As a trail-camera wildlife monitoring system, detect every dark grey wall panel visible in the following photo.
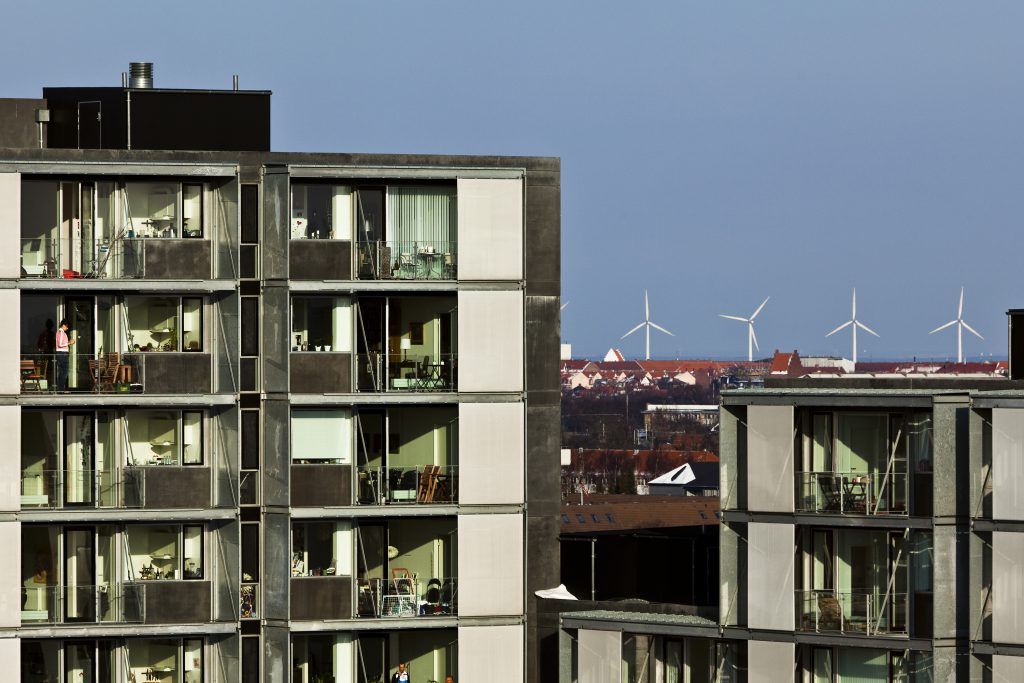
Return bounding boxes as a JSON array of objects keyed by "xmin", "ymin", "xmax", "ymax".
[
  {"xmin": 262, "ymin": 169, "xmax": 289, "ymax": 280},
  {"xmin": 524, "ymin": 168, "xmax": 560, "ymax": 297},
  {"xmin": 289, "ymin": 353, "xmax": 352, "ymax": 394},
  {"xmin": 289, "ymin": 577, "xmax": 353, "ymax": 620},
  {"xmin": 290, "ymin": 465, "xmax": 351, "ymax": 507},
  {"xmin": 288, "ymin": 240, "xmax": 352, "ymax": 280},
  {"xmin": 140, "ymin": 580, "xmax": 211, "ymax": 624},
  {"xmin": 214, "ymin": 292, "xmax": 240, "ymax": 395},
  {"xmin": 144, "ymin": 353, "xmax": 212, "ymax": 394},
  {"xmin": 213, "ymin": 520, "xmax": 239, "ymax": 623},
  {"xmin": 261, "ymin": 284, "xmax": 289, "ymax": 393},
  {"xmin": 142, "ymin": 240, "xmax": 212, "ymax": 279},
  {"xmin": 0, "ymin": 99, "xmax": 46, "ymax": 148},
  {"xmin": 213, "ymin": 406, "xmax": 239, "ymax": 509},
  {"xmin": 262, "ymin": 398, "xmax": 290, "ymax": 508},
  {"xmin": 140, "ymin": 466, "xmax": 211, "ymax": 509},
  {"xmin": 262, "ymin": 512, "xmax": 290, "ymax": 622}
]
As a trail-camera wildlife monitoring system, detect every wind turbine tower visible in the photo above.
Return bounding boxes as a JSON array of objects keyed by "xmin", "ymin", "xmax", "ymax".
[
  {"xmin": 826, "ymin": 288, "xmax": 879, "ymax": 365},
  {"xmin": 930, "ymin": 287, "xmax": 983, "ymax": 363},
  {"xmin": 621, "ymin": 289, "xmax": 674, "ymax": 360},
  {"xmin": 720, "ymin": 297, "xmax": 769, "ymax": 362}
]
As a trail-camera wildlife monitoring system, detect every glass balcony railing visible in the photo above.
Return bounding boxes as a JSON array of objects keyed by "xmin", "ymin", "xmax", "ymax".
[
  {"xmin": 20, "ymin": 353, "xmax": 145, "ymax": 394},
  {"xmin": 798, "ymin": 589, "xmax": 907, "ymax": 636},
  {"xmin": 21, "ymin": 237, "xmax": 148, "ymax": 279},
  {"xmin": 356, "ymin": 577, "xmax": 457, "ymax": 618},
  {"xmin": 356, "ymin": 352, "xmax": 456, "ymax": 392},
  {"xmin": 357, "ymin": 241, "xmax": 457, "ymax": 280},
  {"xmin": 796, "ymin": 471, "xmax": 908, "ymax": 515},
  {"xmin": 20, "ymin": 469, "xmax": 142, "ymax": 509},
  {"xmin": 356, "ymin": 465, "xmax": 458, "ymax": 505},
  {"xmin": 21, "ymin": 583, "xmax": 145, "ymax": 624}
]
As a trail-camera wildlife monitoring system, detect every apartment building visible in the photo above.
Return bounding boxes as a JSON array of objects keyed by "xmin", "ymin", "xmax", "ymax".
[{"xmin": 2, "ymin": 63, "xmax": 560, "ymax": 683}]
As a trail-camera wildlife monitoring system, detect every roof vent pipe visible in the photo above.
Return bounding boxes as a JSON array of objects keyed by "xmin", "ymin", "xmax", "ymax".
[
  {"xmin": 121, "ymin": 72, "xmax": 128, "ymax": 88},
  {"xmin": 233, "ymin": 74, "xmax": 239, "ymax": 91},
  {"xmin": 129, "ymin": 62, "xmax": 153, "ymax": 89}
]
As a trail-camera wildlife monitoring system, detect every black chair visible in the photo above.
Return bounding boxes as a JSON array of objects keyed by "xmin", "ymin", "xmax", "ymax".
[{"xmin": 818, "ymin": 474, "xmax": 842, "ymax": 512}]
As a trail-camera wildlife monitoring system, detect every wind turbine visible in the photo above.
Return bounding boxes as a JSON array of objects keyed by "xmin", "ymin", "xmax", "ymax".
[
  {"xmin": 561, "ymin": 301, "xmax": 570, "ymax": 311},
  {"xmin": 720, "ymin": 297, "xmax": 769, "ymax": 362},
  {"xmin": 930, "ymin": 287, "xmax": 982, "ymax": 363},
  {"xmin": 826, "ymin": 288, "xmax": 879, "ymax": 365},
  {"xmin": 621, "ymin": 289, "xmax": 674, "ymax": 360}
]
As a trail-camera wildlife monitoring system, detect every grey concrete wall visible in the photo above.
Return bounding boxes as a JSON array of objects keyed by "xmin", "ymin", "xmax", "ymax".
[
  {"xmin": 746, "ymin": 522, "xmax": 794, "ymax": 631},
  {"xmin": 288, "ymin": 240, "xmax": 352, "ymax": 280},
  {"xmin": 262, "ymin": 397, "xmax": 289, "ymax": 507},
  {"xmin": 262, "ymin": 168, "xmax": 289, "ymax": 280},
  {"xmin": 289, "ymin": 352, "xmax": 351, "ymax": 393},
  {"xmin": 261, "ymin": 284, "xmax": 289, "ymax": 393},
  {"xmin": 289, "ymin": 576, "xmax": 353, "ymax": 620},
  {"xmin": 141, "ymin": 580, "xmax": 211, "ymax": 624},
  {"xmin": 143, "ymin": 240, "xmax": 212, "ymax": 279},
  {"xmin": 213, "ymin": 520, "xmax": 239, "ymax": 623},
  {"xmin": 720, "ymin": 522, "xmax": 744, "ymax": 626},
  {"xmin": 746, "ymin": 405, "xmax": 794, "ymax": 513},
  {"xmin": 140, "ymin": 466, "xmax": 211, "ymax": 509},
  {"xmin": 263, "ymin": 511, "xmax": 290, "ymax": 622},
  {"xmin": 0, "ymin": 99, "xmax": 45, "ymax": 148},
  {"xmin": 213, "ymin": 405, "xmax": 239, "ymax": 508},
  {"xmin": 719, "ymin": 405, "xmax": 745, "ymax": 510},
  {"xmin": 144, "ymin": 353, "xmax": 212, "ymax": 394},
  {"xmin": 290, "ymin": 464, "xmax": 351, "ymax": 507},
  {"xmin": 214, "ymin": 291, "xmax": 240, "ymax": 395}
]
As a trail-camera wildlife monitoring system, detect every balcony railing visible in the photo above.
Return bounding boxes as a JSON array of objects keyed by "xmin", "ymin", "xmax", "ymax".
[
  {"xmin": 21, "ymin": 583, "xmax": 145, "ymax": 624},
  {"xmin": 20, "ymin": 469, "xmax": 143, "ymax": 509},
  {"xmin": 21, "ymin": 237, "xmax": 148, "ymax": 279},
  {"xmin": 20, "ymin": 353, "xmax": 145, "ymax": 394},
  {"xmin": 356, "ymin": 576, "xmax": 457, "ymax": 618},
  {"xmin": 796, "ymin": 471, "xmax": 908, "ymax": 515},
  {"xmin": 356, "ymin": 352, "xmax": 456, "ymax": 392},
  {"xmin": 798, "ymin": 589, "xmax": 907, "ymax": 636},
  {"xmin": 356, "ymin": 465, "xmax": 458, "ymax": 505},
  {"xmin": 357, "ymin": 241, "xmax": 457, "ymax": 280}
]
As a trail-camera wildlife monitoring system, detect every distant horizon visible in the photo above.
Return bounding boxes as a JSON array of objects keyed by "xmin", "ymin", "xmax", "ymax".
[{"xmin": 564, "ymin": 349, "xmax": 1009, "ymax": 364}]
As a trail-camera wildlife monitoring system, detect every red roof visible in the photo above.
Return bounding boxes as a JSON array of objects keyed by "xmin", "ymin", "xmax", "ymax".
[
  {"xmin": 561, "ymin": 495, "xmax": 719, "ymax": 533},
  {"xmin": 770, "ymin": 350, "xmax": 805, "ymax": 376}
]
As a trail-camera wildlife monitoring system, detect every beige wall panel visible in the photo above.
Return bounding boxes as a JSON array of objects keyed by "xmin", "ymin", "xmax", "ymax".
[
  {"xmin": 577, "ymin": 628, "xmax": 621, "ymax": 683},
  {"xmin": 747, "ymin": 640, "xmax": 794, "ymax": 683},
  {"xmin": 0, "ymin": 173, "xmax": 20, "ymax": 279},
  {"xmin": 458, "ymin": 402, "xmax": 525, "ymax": 504},
  {"xmin": 457, "ymin": 290, "xmax": 523, "ymax": 393},
  {"xmin": 993, "ymin": 408, "xmax": 1024, "ymax": 520},
  {"xmin": 993, "ymin": 531, "xmax": 1024, "ymax": 644},
  {"xmin": 0, "ymin": 522, "xmax": 20, "ymax": 627},
  {"xmin": 458, "ymin": 624, "xmax": 524, "ymax": 682},
  {"xmin": 746, "ymin": 405, "xmax": 794, "ymax": 512},
  {"xmin": 747, "ymin": 522, "xmax": 794, "ymax": 631},
  {"xmin": 456, "ymin": 178, "xmax": 523, "ymax": 281},
  {"xmin": 457, "ymin": 513, "xmax": 523, "ymax": 616}
]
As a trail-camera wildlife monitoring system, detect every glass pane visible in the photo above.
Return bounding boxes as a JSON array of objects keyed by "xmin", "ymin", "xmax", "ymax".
[
  {"xmin": 664, "ymin": 640, "xmax": 682, "ymax": 683},
  {"xmin": 65, "ymin": 529, "xmax": 96, "ymax": 622},
  {"xmin": 182, "ymin": 298, "xmax": 202, "ymax": 351},
  {"xmin": 64, "ymin": 413, "xmax": 95, "ymax": 506},
  {"xmin": 182, "ymin": 184, "xmax": 203, "ymax": 238},
  {"xmin": 126, "ymin": 411, "xmax": 180, "ymax": 466},
  {"xmin": 292, "ymin": 410, "xmax": 351, "ymax": 463},
  {"xmin": 184, "ymin": 639, "xmax": 204, "ymax": 683},
  {"xmin": 183, "ymin": 526, "xmax": 203, "ymax": 579},
  {"xmin": 128, "ymin": 525, "xmax": 180, "ymax": 580},
  {"xmin": 125, "ymin": 297, "xmax": 179, "ymax": 353},
  {"xmin": 292, "ymin": 297, "xmax": 351, "ymax": 351},
  {"xmin": 127, "ymin": 639, "xmax": 180, "ymax": 683},
  {"xmin": 125, "ymin": 182, "xmax": 178, "ymax": 237},
  {"xmin": 65, "ymin": 642, "xmax": 95, "ymax": 683},
  {"xmin": 241, "ymin": 523, "xmax": 259, "ymax": 582},
  {"xmin": 97, "ymin": 526, "xmax": 116, "ymax": 621},
  {"xmin": 182, "ymin": 412, "xmax": 203, "ymax": 465},
  {"xmin": 21, "ymin": 411, "xmax": 59, "ymax": 507},
  {"xmin": 813, "ymin": 648, "xmax": 832, "ymax": 683},
  {"xmin": 22, "ymin": 639, "xmax": 60, "ymax": 682},
  {"xmin": 22, "ymin": 526, "xmax": 59, "ymax": 622}
]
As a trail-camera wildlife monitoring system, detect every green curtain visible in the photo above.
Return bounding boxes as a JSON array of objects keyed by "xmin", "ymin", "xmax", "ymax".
[{"xmin": 387, "ymin": 187, "xmax": 456, "ymax": 247}]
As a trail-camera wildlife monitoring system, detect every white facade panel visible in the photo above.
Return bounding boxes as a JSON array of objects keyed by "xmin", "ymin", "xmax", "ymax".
[
  {"xmin": 0, "ymin": 290, "xmax": 18, "ymax": 396},
  {"xmin": 747, "ymin": 640, "xmax": 794, "ymax": 683},
  {"xmin": 458, "ymin": 624, "xmax": 524, "ymax": 683},
  {"xmin": 0, "ymin": 521, "xmax": 20, "ymax": 627},
  {"xmin": 993, "ymin": 408, "xmax": 1024, "ymax": 520},
  {"xmin": 457, "ymin": 513, "xmax": 523, "ymax": 616},
  {"xmin": 0, "ymin": 406, "xmax": 19, "ymax": 511},
  {"xmin": 0, "ymin": 638, "xmax": 18, "ymax": 681},
  {"xmin": 993, "ymin": 531, "xmax": 1024, "ymax": 644},
  {"xmin": 0, "ymin": 173, "xmax": 20, "ymax": 280},
  {"xmin": 458, "ymin": 402, "xmax": 525, "ymax": 504},
  {"xmin": 993, "ymin": 654, "xmax": 1024, "ymax": 682},
  {"xmin": 456, "ymin": 177, "xmax": 523, "ymax": 281},
  {"xmin": 457, "ymin": 290, "xmax": 523, "ymax": 393},
  {"xmin": 577, "ymin": 628, "xmax": 621, "ymax": 683},
  {"xmin": 747, "ymin": 522, "xmax": 794, "ymax": 631},
  {"xmin": 746, "ymin": 405, "xmax": 795, "ymax": 513}
]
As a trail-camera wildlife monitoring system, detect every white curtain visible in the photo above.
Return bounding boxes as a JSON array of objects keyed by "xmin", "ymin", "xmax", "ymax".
[{"xmin": 387, "ymin": 187, "xmax": 456, "ymax": 247}]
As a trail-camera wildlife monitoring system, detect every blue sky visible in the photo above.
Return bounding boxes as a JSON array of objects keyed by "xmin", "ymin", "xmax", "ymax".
[{"xmin": 4, "ymin": 2, "xmax": 1023, "ymax": 361}]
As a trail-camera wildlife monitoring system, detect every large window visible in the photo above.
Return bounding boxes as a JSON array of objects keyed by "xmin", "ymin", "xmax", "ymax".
[
  {"xmin": 292, "ymin": 522, "xmax": 352, "ymax": 577},
  {"xmin": 290, "ymin": 184, "xmax": 353, "ymax": 239},
  {"xmin": 125, "ymin": 181, "xmax": 205, "ymax": 238},
  {"xmin": 291, "ymin": 297, "xmax": 351, "ymax": 352},
  {"xmin": 292, "ymin": 410, "xmax": 352, "ymax": 464},
  {"xmin": 124, "ymin": 297, "xmax": 204, "ymax": 352},
  {"xmin": 125, "ymin": 411, "xmax": 204, "ymax": 466},
  {"xmin": 127, "ymin": 638, "xmax": 204, "ymax": 683},
  {"xmin": 126, "ymin": 524, "xmax": 204, "ymax": 581}
]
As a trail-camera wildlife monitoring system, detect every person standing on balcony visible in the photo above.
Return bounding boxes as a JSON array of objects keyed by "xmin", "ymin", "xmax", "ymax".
[
  {"xmin": 55, "ymin": 319, "xmax": 75, "ymax": 391},
  {"xmin": 390, "ymin": 662, "xmax": 410, "ymax": 682}
]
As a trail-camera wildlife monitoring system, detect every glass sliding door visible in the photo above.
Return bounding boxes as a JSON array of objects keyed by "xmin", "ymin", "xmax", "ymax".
[
  {"xmin": 64, "ymin": 413, "xmax": 95, "ymax": 506},
  {"xmin": 64, "ymin": 528, "xmax": 96, "ymax": 622},
  {"xmin": 64, "ymin": 296, "xmax": 95, "ymax": 391}
]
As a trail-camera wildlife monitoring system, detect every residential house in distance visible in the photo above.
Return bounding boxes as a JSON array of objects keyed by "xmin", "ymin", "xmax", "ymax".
[{"xmin": 3, "ymin": 63, "xmax": 559, "ymax": 683}]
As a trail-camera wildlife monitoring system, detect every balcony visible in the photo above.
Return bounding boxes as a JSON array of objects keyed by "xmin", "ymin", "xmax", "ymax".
[
  {"xmin": 357, "ymin": 241, "xmax": 457, "ymax": 280},
  {"xmin": 796, "ymin": 471, "xmax": 909, "ymax": 516},
  {"xmin": 125, "ymin": 580, "xmax": 211, "ymax": 624},
  {"xmin": 21, "ymin": 583, "xmax": 144, "ymax": 624},
  {"xmin": 356, "ymin": 577, "xmax": 458, "ymax": 618},
  {"xmin": 356, "ymin": 352, "xmax": 457, "ymax": 392},
  {"xmin": 20, "ymin": 237, "xmax": 212, "ymax": 280},
  {"xmin": 290, "ymin": 576, "xmax": 353, "ymax": 620},
  {"xmin": 356, "ymin": 465, "xmax": 458, "ymax": 505},
  {"xmin": 797, "ymin": 589, "xmax": 907, "ymax": 636},
  {"xmin": 20, "ymin": 352, "xmax": 213, "ymax": 395},
  {"xmin": 20, "ymin": 467, "xmax": 211, "ymax": 510},
  {"xmin": 291, "ymin": 464, "xmax": 352, "ymax": 507}
]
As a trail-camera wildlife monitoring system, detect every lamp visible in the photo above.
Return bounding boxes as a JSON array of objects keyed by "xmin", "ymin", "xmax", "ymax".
[{"xmin": 400, "ymin": 337, "xmax": 412, "ymax": 362}]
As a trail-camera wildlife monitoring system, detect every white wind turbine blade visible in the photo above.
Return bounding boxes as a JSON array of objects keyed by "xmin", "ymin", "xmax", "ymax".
[
  {"xmin": 750, "ymin": 324, "xmax": 760, "ymax": 352},
  {"xmin": 962, "ymin": 321, "xmax": 984, "ymax": 340},
  {"xmin": 852, "ymin": 288, "xmax": 857, "ymax": 319},
  {"xmin": 826, "ymin": 320, "xmax": 853, "ymax": 337},
  {"xmin": 560, "ymin": 301, "xmax": 569, "ymax": 311},
  {"xmin": 958, "ymin": 287, "xmax": 964, "ymax": 319},
  {"xmin": 719, "ymin": 314, "xmax": 748, "ymax": 323},
  {"xmin": 649, "ymin": 321, "xmax": 674, "ymax": 336},
  {"xmin": 930, "ymin": 320, "xmax": 958, "ymax": 335},
  {"xmin": 621, "ymin": 322, "xmax": 645, "ymax": 339},
  {"xmin": 644, "ymin": 290, "xmax": 650, "ymax": 322},
  {"xmin": 750, "ymin": 297, "xmax": 770, "ymax": 320},
  {"xmin": 856, "ymin": 320, "xmax": 880, "ymax": 338}
]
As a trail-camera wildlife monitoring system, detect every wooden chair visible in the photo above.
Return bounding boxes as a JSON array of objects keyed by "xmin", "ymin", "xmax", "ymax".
[
  {"xmin": 20, "ymin": 359, "xmax": 44, "ymax": 391},
  {"xmin": 417, "ymin": 464, "xmax": 442, "ymax": 502},
  {"xmin": 817, "ymin": 594, "xmax": 846, "ymax": 631}
]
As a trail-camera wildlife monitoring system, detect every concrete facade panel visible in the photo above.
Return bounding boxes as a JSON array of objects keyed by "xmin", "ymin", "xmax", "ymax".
[
  {"xmin": 458, "ymin": 402, "xmax": 524, "ymax": 504},
  {"xmin": 576, "ymin": 628, "xmax": 620, "ymax": 683},
  {"xmin": 747, "ymin": 640, "xmax": 793, "ymax": 683},
  {"xmin": 746, "ymin": 405, "xmax": 794, "ymax": 513},
  {"xmin": 457, "ymin": 289, "xmax": 523, "ymax": 393},
  {"xmin": 0, "ymin": 406, "xmax": 19, "ymax": 511},
  {"xmin": 993, "ymin": 531, "xmax": 1024, "ymax": 644},
  {"xmin": 0, "ymin": 172, "xmax": 20, "ymax": 279},
  {"xmin": 459, "ymin": 624, "xmax": 525, "ymax": 683},
  {"xmin": 747, "ymin": 522, "xmax": 794, "ymax": 631},
  {"xmin": 0, "ymin": 521, "xmax": 20, "ymax": 627},
  {"xmin": 457, "ymin": 178, "xmax": 523, "ymax": 281},
  {"xmin": 0, "ymin": 290, "xmax": 18, "ymax": 395},
  {"xmin": 288, "ymin": 240, "xmax": 352, "ymax": 280},
  {"xmin": 458, "ymin": 513, "xmax": 524, "ymax": 616},
  {"xmin": 993, "ymin": 408, "xmax": 1024, "ymax": 520}
]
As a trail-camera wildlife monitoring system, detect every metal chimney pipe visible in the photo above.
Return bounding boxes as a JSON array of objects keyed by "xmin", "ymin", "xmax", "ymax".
[
  {"xmin": 121, "ymin": 72, "xmax": 129, "ymax": 88},
  {"xmin": 233, "ymin": 74, "xmax": 239, "ymax": 91},
  {"xmin": 129, "ymin": 62, "xmax": 153, "ymax": 89}
]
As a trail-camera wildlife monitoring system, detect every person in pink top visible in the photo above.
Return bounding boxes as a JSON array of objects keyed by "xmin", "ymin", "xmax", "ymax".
[{"xmin": 55, "ymin": 318, "xmax": 75, "ymax": 391}]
